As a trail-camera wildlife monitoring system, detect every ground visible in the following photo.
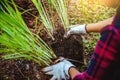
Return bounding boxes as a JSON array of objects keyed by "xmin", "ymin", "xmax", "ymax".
[{"xmin": 0, "ymin": 0, "xmax": 85, "ymax": 80}]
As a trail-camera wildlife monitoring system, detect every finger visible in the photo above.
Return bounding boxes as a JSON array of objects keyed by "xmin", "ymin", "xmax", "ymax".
[
  {"xmin": 64, "ymin": 30, "xmax": 71, "ymax": 38},
  {"xmin": 45, "ymin": 70, "xmax": 54, "ymax": 75},
  {"xmin": 42, "ymin": 66, "xmax": 53, "ymax": 72},
  {"xmin": 53, "ymin": 57, "xmax": 65, "ymax": 64},
  {"xmin": 61, "ymin": 73, "xmax": 66, "ymax": 80},
  {"xmin": 50, "ymin": 76, "xmax": 57, "ymax": 80}
]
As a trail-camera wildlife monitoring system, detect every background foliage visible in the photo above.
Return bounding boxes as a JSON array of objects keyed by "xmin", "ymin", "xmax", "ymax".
[{"xmin": 68, "ymin": 0, "xmax": 116, "ymax": 67}]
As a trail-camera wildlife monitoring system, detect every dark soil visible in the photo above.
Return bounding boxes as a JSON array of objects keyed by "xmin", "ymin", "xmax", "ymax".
[
  {"xmin": 46, "ymin": 27, "xmax": 84, "ymax": 66},
  {"xmin": 0, "ymin": 0, "xmax": 84, "ymax": 80},
  {"xmin": 0, "ymin": 59, "xmax": 50, "ymax": 80},
  {"xmin": 14, "ymin": 0, "xmax": 38, "ymax": 28}
]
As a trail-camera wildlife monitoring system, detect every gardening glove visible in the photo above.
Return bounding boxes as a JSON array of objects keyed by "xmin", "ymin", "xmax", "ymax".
[
  {"xmin": 64, "ymin": 24, "xmax": 87, "ymax": 38},
  {"xmin": 42, "ymin": 57, "xmax": 75, "ymax": 80}
]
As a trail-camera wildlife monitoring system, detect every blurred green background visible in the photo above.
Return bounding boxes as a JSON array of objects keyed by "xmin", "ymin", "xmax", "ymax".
[{"xmin": 68, "ymin": 0, "xmax": 116, "ymax": 69}]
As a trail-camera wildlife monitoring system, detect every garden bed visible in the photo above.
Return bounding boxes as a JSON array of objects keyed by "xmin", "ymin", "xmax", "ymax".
[
  {"xmin": 0, "ymin": 0, "xmax": 84, "ymax": 80},
  {"xmin": 0, "ymin": 0, "xmax": 114, "ymax": 79}
]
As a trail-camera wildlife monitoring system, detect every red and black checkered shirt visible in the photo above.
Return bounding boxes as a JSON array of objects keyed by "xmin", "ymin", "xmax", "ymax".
[{"xmin": 73, "ymin": 20, "xmax": 120, "ymax": 80}]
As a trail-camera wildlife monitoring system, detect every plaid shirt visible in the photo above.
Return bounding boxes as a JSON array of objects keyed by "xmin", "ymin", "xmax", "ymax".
[{"xmin": 73, "ymin": 21, "xmax": 120, "ymax": 80}]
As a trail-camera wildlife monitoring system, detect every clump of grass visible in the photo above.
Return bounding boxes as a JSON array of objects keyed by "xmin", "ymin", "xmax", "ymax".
[
  {"xmin": 0, "ymin": 0, "xmax": 56, "ymax": 66},
  {"xmin": 48, "ymin": 0, "xmax": 69, "ymax": 29},
  {"xmin": 32, "ymin": 0, "xmax": 70, "ymax": 35},
  {"xmin": 32, "ymin": 0, "xmax": 55, "ymax": 40}
]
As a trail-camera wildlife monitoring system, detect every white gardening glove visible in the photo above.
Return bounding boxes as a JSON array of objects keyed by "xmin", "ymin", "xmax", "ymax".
[
  {"xmin": 64, "ymin": 24, "xmax": 87, "ymax": 38},
  {"xmin": 42, "ymin": 57, "xmax": 75, "ymax": 80}
]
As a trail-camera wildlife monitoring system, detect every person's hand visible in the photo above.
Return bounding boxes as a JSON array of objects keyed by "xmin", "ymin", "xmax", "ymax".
[
  {"xmin": 42, "ymin": 57, "xmax": 75, "ymax": 80},
  {"xmin": 64, "ymin": 24, "xmax": 87, "ymax": 38}
]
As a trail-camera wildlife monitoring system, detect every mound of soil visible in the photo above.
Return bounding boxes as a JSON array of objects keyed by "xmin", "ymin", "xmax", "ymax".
[
  {"xmin": 43, "ymin": 27, "xmax": 84, "ymax": 66},
  {"xmin": 0, "ymin": 0, "xmax": 84, "ymax": 80}
]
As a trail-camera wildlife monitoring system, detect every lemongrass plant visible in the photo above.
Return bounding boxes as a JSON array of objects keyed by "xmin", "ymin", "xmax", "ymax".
[
  {"xmin": 48, "ymin": 0, "xmax": 69, "ymax": 29},
  {"xmin": 32, "ymin": 0, "xmax": 69, "ymax": 34},
  {"xmin": 32, "ymin": 0, "xmax": 55, "ymax": 40},
  {"xmin": 0, "ymin": 0, "xmax": 56, "ymax": 66}
]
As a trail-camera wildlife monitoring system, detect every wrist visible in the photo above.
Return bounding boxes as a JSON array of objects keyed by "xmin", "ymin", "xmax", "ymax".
[
  {"xmin": 86, "ymin": 23, "xmax": 99, "ymax": 32},
  {"xmin": 85, "ymin": 24, "xmax": 88, "ymax": 33},
  {"xmin": 63, "ymin": 60, "xmax": 76, "ymax": 79},
  {"xmin": 69, "ymin": 67, "xmax": 80, "ymax": 79}
]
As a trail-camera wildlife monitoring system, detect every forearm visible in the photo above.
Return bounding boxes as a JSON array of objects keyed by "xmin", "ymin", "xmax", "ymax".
[
  {"xmin": 86, "ymin": 17, "xmax": 113, "ymax": 33},
  {"xmin": 69, "ymin": 67, "xmax": 80, "ymax": 79}
]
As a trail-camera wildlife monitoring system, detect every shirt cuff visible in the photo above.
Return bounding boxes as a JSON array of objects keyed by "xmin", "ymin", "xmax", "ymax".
[{"xmin": 72, "ymin": 72, "xmax": 84, "ymax": 80}]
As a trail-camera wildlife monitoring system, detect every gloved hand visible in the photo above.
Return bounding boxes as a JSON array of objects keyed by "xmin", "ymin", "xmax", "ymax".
[
  {"xmin": 64, "ymin": 24, "xmax": 87, "ymax": 38},
  {"xmin": 42, "ymin": 57, "xmax": 75, "ymax": 80}
]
